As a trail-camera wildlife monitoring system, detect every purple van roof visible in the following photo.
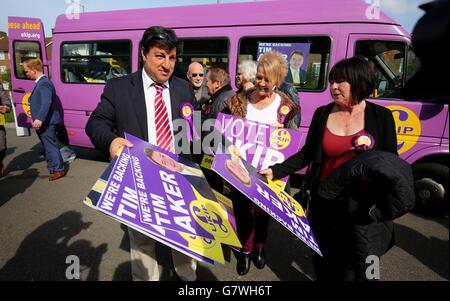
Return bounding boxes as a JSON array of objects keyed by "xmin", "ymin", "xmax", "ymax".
[{"xmin": 54, "ymin": 0, "xmax": 400, "ymax": 34}]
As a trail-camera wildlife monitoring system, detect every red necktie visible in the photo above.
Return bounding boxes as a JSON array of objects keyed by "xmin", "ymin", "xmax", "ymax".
[{"xmin": 153, "ymin": 83, "xmax": 174, "ymax": 153}]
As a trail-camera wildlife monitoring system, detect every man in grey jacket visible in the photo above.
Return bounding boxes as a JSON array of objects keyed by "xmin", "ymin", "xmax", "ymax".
[{"xmin": 0, "ymin": 81, "xmax": 12, "ymax": 177}]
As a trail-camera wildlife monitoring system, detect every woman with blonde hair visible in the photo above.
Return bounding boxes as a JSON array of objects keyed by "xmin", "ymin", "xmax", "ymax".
[{"xmin": 224, "ymin": 51, "xmax": 299, "ymax": 275}]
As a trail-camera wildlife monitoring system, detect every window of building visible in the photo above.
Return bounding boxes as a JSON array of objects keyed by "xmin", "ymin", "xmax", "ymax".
[
  {"xmin": 0, "ymin": 51, "xmax": 5, "ymax": 60},
  {"xmin": 238, "ymin": 36, "xmax": 331, "ymax": 91},
  {"xmin": 61, "ymin": 40, "xmax": 132, "ymax": 84},
  {"xmin": 13, "ymin": 41, "xmax": 42, "ymax": 80},
  {"xmin": 0, "ymin": 66, "xmax": 6, "ymax": 74}
]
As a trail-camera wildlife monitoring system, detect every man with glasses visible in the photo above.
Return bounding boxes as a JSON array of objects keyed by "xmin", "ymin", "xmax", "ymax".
[
  {"xmin": 186, "ymin": 61, "xmax": 207, "ymax": 104},
  {"xmin": 86, "ymin": 26, "xmax": 198, "ymax": 281}
]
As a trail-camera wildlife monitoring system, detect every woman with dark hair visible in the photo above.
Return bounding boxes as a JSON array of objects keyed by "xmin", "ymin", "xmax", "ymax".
[
  {"xmin": 260, "ymin": 56, "xmax": 398, "ymax": 280},
  {"xmin": 225, "ymin": 51, "xmax": 299, "ymax": 275}
]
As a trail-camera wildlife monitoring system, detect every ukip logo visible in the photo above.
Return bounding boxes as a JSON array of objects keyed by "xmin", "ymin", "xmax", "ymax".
[
  {"xmin": 270, "ymin": 129, "xmax": 291, "ymax": 150},
  {"xmin": 190, "ymin": 198, "xmax": 231, "ymax": 239},
  {"xmin": 387, "ymin": 105, "xmax": 422, "ymax": 155}
]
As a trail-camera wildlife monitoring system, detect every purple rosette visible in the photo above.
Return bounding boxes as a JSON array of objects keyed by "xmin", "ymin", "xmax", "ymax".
[
  {"xmin": 351, "ymin": 132, "xmax": 375, "ymax": 152},
  {"xmin": 277, "ymin": 103, "xmax": 292, "ymax": 125},
  {"xmin": 180, "ymin": 103, "xmax": 199, "ymax": 141}
]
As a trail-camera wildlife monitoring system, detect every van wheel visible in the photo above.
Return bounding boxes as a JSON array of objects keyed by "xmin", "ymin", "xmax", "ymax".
[{"xmin": 413, "ymin": 163, "xmax": 449, "ymax": 216}]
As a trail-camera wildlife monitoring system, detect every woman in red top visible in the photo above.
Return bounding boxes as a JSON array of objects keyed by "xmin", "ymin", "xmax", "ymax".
[{"xmin": 261, "ymin": 57, "xmax": 398, "ymax": 280}]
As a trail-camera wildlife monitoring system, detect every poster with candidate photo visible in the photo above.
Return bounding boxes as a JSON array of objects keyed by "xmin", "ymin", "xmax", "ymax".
[
  {"xmin": 84, "ymin": 152, "xmax": 218, "ymax": 264},
  {"xmin": 215, "ymin": 113, "xmax": 302, "ymax": 188},
  {"xmin": 212, "ymin": 147, "xmax": 322, "ymax": 256},
  {"xmin": 256, "ymin": 42, "xmax": 311, "ymax": 85},
  {"xmin": 84, "ymin": 133, "xmax": 242, "ymax": 263}
]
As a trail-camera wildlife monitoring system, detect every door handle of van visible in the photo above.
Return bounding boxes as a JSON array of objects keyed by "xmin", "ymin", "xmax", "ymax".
[{"xmin": 13, "ymin": 88, "xmax": 25, "ymax": 93}]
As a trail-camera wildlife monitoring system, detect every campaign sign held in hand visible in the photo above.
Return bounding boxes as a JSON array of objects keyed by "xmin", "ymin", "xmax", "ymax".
[
  {"xmin": 84, "ymin": 133, "xmax": 241, "ymax": 264},
  {"xmin": 215, "ymin": 113, "xmax": 302, "ymax": 188},
  {"xmin": 212, "ymin": 145, "xmax": 322, "ymax": 256}
]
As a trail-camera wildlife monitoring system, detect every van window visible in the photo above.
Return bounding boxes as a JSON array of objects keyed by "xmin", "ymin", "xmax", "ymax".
[
  {"xmin": 355, "ymin": 40, "xmax": 420, "ymax": 99},
  {"xmin": 238, "ymin": 36, "xmax": 331, "ymax": 91},
  {"xmin": 61, "ymin": 40, "xmax": 131, "ymax": 84},
  {"xmin": 170, "ymin": 38, "xmax": 229, "ymax": 100},
  {"xmin": 177, "ymin": 38, "xmax": 229, "ymax": 73},
  {"xmin": 13, "ymin": 41, "xmax": 42, "ymax": 80}
]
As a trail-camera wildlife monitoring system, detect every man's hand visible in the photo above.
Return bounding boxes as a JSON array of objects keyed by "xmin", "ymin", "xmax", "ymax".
[
  {"xmin": 32, "ymin": 119, "xmax": 43, "ymax": 129},
  {"xmin": 259, "ymin": 168, "xmax": 274, "ymax": 181},
  {"xmin": 109, "ymin": 137, "xmax": 133, "ymax": 159}
]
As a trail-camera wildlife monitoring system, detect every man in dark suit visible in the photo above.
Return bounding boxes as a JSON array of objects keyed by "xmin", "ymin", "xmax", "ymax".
[
  {"xmin": 285, "ymin": 50, "xmax": 307, "ymax": 86},
  {"xmin": 0, "ymin": 80, "xmax": 12, "ymax": 177},
  {"xmin": 23, "ymin": 59, "xmax": 65, "ymax": 181},
  {"xmin": 86, "ymin": 26, "xmax": 198, "ymax": 281}
]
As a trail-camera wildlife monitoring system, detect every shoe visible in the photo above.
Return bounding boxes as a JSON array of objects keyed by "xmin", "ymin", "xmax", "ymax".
[
  {"xmin": 236, "ymin": 252, "xmax": 252, "ymax": 276},
  {"xmin": 253, "ymin": 247, "xmax": 266, "ymax": 269},
  {"xmin": 49, "ymin": 171, "xmax": 66, "ymax": 181}
]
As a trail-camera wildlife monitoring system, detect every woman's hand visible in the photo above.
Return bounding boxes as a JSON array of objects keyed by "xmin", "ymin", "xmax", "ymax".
[{"xmin": 259, "ymin": 168, "xmax": 274, "ymax": 180}]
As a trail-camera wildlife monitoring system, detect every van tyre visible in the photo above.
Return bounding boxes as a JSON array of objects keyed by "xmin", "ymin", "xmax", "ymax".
[{"xmin": 413, "ymin": 163, "xmax": 449, "ymax": 216}]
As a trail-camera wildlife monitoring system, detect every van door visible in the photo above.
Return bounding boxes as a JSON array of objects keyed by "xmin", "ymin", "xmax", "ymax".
[
  {"xmin": 346, "ymin": 34, "xmax": 447, "ymax": 158},
  {"xmin": 8, "ymin": 17, "xmax": 48, "ymax": 127}
]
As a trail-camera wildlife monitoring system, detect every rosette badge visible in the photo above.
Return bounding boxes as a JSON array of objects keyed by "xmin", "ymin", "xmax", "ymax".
[
  {"xmin": 181, "ymin": 103, "xmax": 193, "ymax": 119},
  {"xmin": 180, "ymin": 103, "xmax": 199, "ymax": 141},
  {"xmin": 351, "ymin": 132, "xmax": 375, "ymax": 152},
  {"xmin": 277, "ymin": 103, "xmax": 292, "ymax": 125}
]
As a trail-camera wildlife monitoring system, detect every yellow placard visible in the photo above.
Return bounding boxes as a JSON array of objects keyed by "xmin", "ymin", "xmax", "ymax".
[
  {"xmin": 190, "ymin": 188, "xmax": 242, "ymax": 248},
  {"xmin": 0, "ymin": 114, "xmax": 5, "ymax": 126},
  {"xmin": 178, "ymin": 233, "xmax": 225, "ymax": 264}
]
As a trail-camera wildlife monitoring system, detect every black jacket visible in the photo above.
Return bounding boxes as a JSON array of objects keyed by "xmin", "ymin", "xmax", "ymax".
[
  {"xmin": 271, "ymin": 101, "xmax": 398, "ymax": 190},
  {"xmin": 85, "ymin": 70, "xmax": 196, "ymax": 157},
  {"xmin": 316, "ymin": 151, "xmax": 414, "ymax": 264},
  {"xmin": 318, "ymin": 151, "xmax": 415, "ymax": 223}
]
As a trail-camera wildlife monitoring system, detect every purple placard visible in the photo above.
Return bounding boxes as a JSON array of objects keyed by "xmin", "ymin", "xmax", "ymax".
[
  {"xmin": 256, "ymin": 42, "xmax": 311, "ymax": 85},
  {"xmin": 257, "ymin": 42, "xmax": 311, "ymax": 68},
  {"xmin": 122, "ymin": 133, "xmax": 240, "ymax": 246},
  {"xmin": 90, "ymin": 151, "xmax": 216, "ymax": 264},
  {"xmin": 216, "ymin": 113, "xmax": 301, "ymax": 182},
  {"xmin": 212, "ymin": 151, "xmax": 322, "ymax": 256}
]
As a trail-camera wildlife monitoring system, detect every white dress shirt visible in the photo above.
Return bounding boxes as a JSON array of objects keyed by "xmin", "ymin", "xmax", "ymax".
[
  {"xmin": 142, "ymin": 69, "xmax": 174, "ymax": 148},
  {"xmin": 35, "ymin": 74, "xmax": 46, "ymax": 83}
]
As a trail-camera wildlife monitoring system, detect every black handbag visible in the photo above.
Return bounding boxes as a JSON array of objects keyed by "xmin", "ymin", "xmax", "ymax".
[{"xmin": 293, "ymin": 164, "xmax": 312, "ymax": 217}]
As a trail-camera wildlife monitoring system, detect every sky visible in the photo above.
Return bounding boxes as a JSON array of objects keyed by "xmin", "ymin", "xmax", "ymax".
[{"xmin": 0, "ymin": 0, "xmax": 429, "ymax": 37}]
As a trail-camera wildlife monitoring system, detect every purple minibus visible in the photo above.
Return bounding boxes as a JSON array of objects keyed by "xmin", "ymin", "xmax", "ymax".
[{"xmin": 7, "ymin": 0, "xmax": 448, "ymax": 213}]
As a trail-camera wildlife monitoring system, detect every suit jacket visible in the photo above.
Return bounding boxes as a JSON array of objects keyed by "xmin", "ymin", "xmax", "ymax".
[
  {"xmin": 285, "ymin": 68, "xmax": 307, "ymax": 85},
  {"xmin": 0, "ymin": 84, "xmax": 11, "ymax": 109},
  {"xmin": 85, "ymin": 70, "xmax": 196, "ymax": 156},
  {"xmin": 29, "ymin": 76, "xmax": 61, "ymax": 125},
  {"xmin": 271, "ymin": 101, "xmax": 398, "ymax": 189}
]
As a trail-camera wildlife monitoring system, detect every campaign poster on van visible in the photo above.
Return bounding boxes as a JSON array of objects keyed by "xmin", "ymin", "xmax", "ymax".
[
  {"xmin": 257, "ymin": 42, "xmax": 310, "ymax": 62},
  {"xmin": 212, "ymin": 150, "xmax": 322, "ymax": 256},
  {"xmin": 257, "ymin": 42, "xmax": 311, "ymax": 84},
  {"xmin": 84, "ymin": 153, "xmax": 221, "ymax": 264},
  {"xmin": 215, "ymin": 113, "xmax": 301, "ymax": 186}
]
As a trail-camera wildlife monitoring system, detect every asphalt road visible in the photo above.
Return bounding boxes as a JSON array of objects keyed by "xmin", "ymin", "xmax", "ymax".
[{"xmin": 0, "ymin": 124, "xmax": 448, "ymax": 281}]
